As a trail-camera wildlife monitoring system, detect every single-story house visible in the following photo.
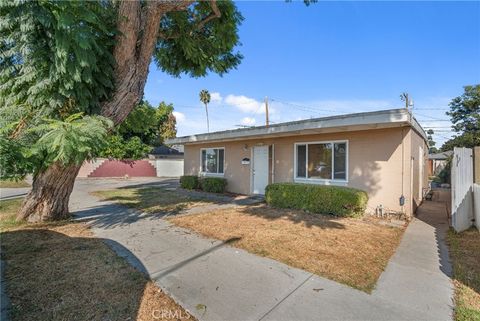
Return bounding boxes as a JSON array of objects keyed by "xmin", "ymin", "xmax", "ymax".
[
  {"xmin": 428, "ymin": 150, "xmax": 452, "ymax": 176},
  {"xmin": 167, "ymin": 108, "xmax": 428, "ymax": 217}
]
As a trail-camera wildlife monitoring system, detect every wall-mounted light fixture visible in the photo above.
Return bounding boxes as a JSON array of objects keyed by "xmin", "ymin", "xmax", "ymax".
[{"xmin": 243, "ymin": 144, "xmax": 248, "ymax": 151}]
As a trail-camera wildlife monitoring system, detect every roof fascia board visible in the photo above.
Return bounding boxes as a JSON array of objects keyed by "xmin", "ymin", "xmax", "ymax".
[{"xmin": 167, "ymin": 109, "xmax": 415, "ymax": 145}]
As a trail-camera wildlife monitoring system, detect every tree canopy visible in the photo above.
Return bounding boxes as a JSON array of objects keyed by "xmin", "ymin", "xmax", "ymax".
[
  {"xmin": 0, "ymin": 0, "xmax": 242, "ymax": 180},
  {"xmin": 0, "ymin": 1, "xmax": 116, "ymax": 117},
  {"xmin": 155, "ymin": 1, "xmax": 243, "ymax": 77},
  {"xmin": 99, "ymin": 100, "xmax": 178, "ymax": 159},
  {"xmin": 0, "ymin": 113, "xmax": 112, "ymax": 179},
  {"xmin": 441, "ymin": 84, "xmax": 480, "ymax": 151},
  {"xmin": 426, "ymin": 129, "xmax": 438, "ymax": 153}
]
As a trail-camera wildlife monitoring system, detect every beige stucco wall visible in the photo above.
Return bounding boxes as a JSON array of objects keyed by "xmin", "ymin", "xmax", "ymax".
[
  {"xmin": 409, "ymin": 128, "xmax": 429, "ymax": 214},
  {"xmin": 408, "ymin": 126, "xmax": 428, "ymax": 213},
  {"xmin": 184, "ymin": 127, "xmax": 427, "ymax": 217}
]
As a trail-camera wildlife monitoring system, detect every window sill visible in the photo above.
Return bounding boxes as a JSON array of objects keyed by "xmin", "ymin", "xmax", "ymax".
[
  {"xmin": 200, "ymin": 172, "xmax": 225, "ymax": 177},
  {"xmin": 294, "ymin": 178, "xmax": 348, "ymax": 186}
]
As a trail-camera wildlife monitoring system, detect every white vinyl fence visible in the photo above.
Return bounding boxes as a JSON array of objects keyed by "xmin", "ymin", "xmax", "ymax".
[
  {"xmin": 474, "ymin": 184, "xmax": 480, "ymax": 230},
  {"xmin": 451, "ymin": 147, "xmax": 474, "ymax": 232}
]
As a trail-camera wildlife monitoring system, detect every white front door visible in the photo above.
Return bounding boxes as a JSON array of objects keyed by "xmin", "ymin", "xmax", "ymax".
[{"xmin": 252, "ymin": 146, "xmax": 269, "ymax": 194}]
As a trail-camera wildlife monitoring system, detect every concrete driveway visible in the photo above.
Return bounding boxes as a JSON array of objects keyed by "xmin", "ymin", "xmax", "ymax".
[{"xmin": 70, "ymin": 178, "xmax": 454, "ymax": 321}]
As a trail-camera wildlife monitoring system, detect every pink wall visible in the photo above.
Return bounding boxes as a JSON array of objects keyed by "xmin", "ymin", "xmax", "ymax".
[{"xmin": 89, "ymin": 160, "xmax": 156, "ymax": 177}]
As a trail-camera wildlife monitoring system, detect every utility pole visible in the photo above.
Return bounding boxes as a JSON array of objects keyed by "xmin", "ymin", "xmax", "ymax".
[
  {"xmin": 265, "ymin": 96, "xmax": 269, "ymax": 127},
  {"xmin": 400, "ymin": 92, "xmax": 413, "ymax": 110}
]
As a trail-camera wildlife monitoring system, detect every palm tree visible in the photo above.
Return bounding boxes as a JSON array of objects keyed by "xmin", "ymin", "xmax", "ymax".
[{"xmin": 199, "ymin": 89, "xmax": 211, "ymax": 132}]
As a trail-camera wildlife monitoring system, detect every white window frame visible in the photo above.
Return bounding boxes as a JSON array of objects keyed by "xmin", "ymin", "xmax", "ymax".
[
  {"xmin": 293, "ymin": 140, "xmax": 349, "ymax": 185},
  {"xmin": 200, "ymin": 147, "xmax": 225, "ymax": 177}
]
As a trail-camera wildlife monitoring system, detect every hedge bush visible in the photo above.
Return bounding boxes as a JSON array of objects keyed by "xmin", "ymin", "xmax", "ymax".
[
  {"xmin": 179, "ymin": 175, "xmax": 199, "ymax": 190},
  {"xmin": 200, "ymin": 177, "xmax": 227, "ymax": 193},
  {"xmin": 265, "ymin": 183, "xmax": 368, "ymax": 218}
]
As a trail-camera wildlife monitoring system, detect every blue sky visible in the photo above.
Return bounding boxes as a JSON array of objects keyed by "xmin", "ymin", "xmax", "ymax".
[{"xmin": 144, "ymin": 1, "xmax": 480, "ymax": 146}]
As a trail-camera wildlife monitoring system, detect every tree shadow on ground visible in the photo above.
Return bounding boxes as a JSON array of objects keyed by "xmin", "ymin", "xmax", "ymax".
[
  {"xmin": 232, "ymin": 204, "xmax": 347, "ymax": 230},
  {"xmin": 78, "ymin": 183, "xmax": 263, "ymax": 229},
  {"xmin": 415, "ymin": 189, "xmax": 453, "ymax": 278},
  {"xmin": 0, "ymin": 228, "xmax": 189, "ymax": 321},
  {"xmin": 115, "ymin": 178, "xmax": 181, "ymax": 191}
]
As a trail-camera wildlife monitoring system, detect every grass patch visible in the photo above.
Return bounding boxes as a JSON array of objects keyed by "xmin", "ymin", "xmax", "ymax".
[
  {"xmin": 0, "ymin": 198, "xmax": 25, "ymax": 231},
  {"xmin": 0, "ymin": 179, "xmax": 29, "ymax": 188},
  {"xmin": 447, "ymin": 228, "xmax": 480, "ymax": 321},
  {"xmin": 0, "ymin": 199, "xmax": 193, "ymax": 321},
  {"xmin": 168, "ymin": 205, "xmax": 404, "ymax": 292},
  {"xmin": 92, "ymin": 187, "xmax": 210, "ymax": 214}
]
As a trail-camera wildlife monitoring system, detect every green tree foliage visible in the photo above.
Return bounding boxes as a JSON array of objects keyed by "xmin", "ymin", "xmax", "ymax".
[
  {"xmin": 28, "ymin": 114, "xmax": 112, "ymax": 167},
  {"xmin": 442, "ymin": 85, "xmax": 480, "ymax": 151},
  {"xmin": 1, "ymin": 1, "xmax": 244, "ymax": 175},
  {"xmin": 0, "ymin": 0, "xmax": 246, "ymax": 221},
  {"xmin": 426, "ymin": 129, "xmax": 438, "ymax": 153},
  {"xmin": 0, "ymin": 1, "xmax": 115, "ymax": 178},
  {"xmin": 155, "ymin": 1, "xmax": 243, "ymax": 77},
  {"xmin": 100, "ymin": 100, "xmax": 178, "ymax": 159},
  {"xmin": 156, "ymin": 102, "xmax": 177, "ymax": 144},
  {"xmin": 0, "ymin": 1, "xmax": 115, "ymax": 116},
  {"xmin": 117, "ymin": 101, "xmax": 158, "ymax": 145},
  {"xmin": 441, "ymin": 133, "xmax": 479, "ymax": 152},
  {"xmin": 100, "ymin": 135, "xmax": 150, "ymax": 160},
  {"xmin": 1, "ymin": 1, "xmax": 242, "ymax": 177},
  {"xmin": 0, "ymin": 113, "xmax": 112, "ymax": 179}
]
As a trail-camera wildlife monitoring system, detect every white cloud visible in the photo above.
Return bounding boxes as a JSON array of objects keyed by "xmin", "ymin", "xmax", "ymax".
[
  {"xmin": 172, "ymin": 111, "xmax": 185, "ymax": 122},
  {"xmin": 240, "ymin": 117, "xmax": 256, "ymax": 126},
  {"xmin": 224, "ymin": 94, "xmax": 271, "ymax": 114},
  {"xmin": 210, "ymin": 92, "xmax": 223, "ymax": 104}
]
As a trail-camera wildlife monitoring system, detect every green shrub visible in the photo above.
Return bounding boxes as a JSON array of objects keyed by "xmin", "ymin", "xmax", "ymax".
[
  {"xmin": 265, "ymin": 183, "xmax": 368, "ymax": 218},
  {"xmin": 200, "ymin": 177, "xmax": 227, "ymax": 193},
  {"xmin": 180, "ymin": 175, "xmax": 199, "ymax": 190}
]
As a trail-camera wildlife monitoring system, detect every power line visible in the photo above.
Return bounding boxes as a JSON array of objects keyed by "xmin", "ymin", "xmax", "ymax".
[
  {"xmin": 414, "ymin": 112, "xmax": 451, "ymax": 122},
  {"xmin": 414, "ymin": 108, "xmax": 449, "ymax": 111},
  {"xmin": 270, "ymin": 98, "xmax": 338, "ymax": 115}
]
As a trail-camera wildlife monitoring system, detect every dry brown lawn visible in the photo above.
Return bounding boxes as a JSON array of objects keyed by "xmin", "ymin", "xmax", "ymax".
[
  {"xmin": 0, "ymin": 200, "xmax": 194, "ymax": 321},
  {"xmin": 447, "ymin": 228, "xmax": 480, "ymax": 321},
  {"xmin": 169, "ymin": 205, "xmax": 405, "ymax": 292}
]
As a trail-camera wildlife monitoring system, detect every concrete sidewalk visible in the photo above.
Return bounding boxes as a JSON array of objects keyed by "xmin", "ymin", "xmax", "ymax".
[
  {"xmin": 71, "ymin": 179, "xmax": 454, "ymax": 321},
  {"xmin": 0, "ymin": 187, "xmax": 30, "ymax": 200}
]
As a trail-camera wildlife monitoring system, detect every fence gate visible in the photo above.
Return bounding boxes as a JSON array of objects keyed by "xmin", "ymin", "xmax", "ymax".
[{"xmin": 451, "ymin": 147, "xmax": 474, "ymax": 232}]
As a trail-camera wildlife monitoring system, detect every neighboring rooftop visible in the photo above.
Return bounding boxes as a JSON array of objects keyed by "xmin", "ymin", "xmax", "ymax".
[
  {"xmin": 166, "ymin": 108, "xmax": 427, "ymax": 145},
  {"xmin": 429, "ymin": 150, "xmax": 453, "ymax": 160},
  {"xmin": 149, "ymin": 145, "xmax": 184, "ymax": 157}
]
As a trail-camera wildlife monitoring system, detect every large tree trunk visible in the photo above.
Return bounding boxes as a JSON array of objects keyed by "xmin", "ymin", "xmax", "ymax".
[
  {"xmin": 17, "ymin": 163, "xmax": 81, "ymax": 222},
  {"xmin": 101, "ymin": 1, "xmax": 192, "ymax": 125}
]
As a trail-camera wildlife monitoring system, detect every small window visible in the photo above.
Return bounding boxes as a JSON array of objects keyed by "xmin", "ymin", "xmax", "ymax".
[
  {"xmin": 333, "ymin": 143, "xmax": 346, "ymax": 180},
  {"xmin": 295, "ymin": 141, "xmax": 347, "ymax": 181},
  {"xmin": 296, "ymin": 145, "xmax": 306, "ymax": 178},
  {"xmin": 201, "ymin": 148, "xmax": 225, "ymax": 175}
]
